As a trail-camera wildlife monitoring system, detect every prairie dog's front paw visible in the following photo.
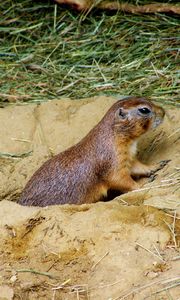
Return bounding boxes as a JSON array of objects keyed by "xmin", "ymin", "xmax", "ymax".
[{"xmin": 131, "ymin": 161, "xmax": 155, "ymax": 177}]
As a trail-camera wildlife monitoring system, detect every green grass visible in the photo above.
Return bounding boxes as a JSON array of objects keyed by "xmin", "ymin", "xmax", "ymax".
[{"xmin": 0, "ymin": 0, "xmax": 180, "ymax": 106}]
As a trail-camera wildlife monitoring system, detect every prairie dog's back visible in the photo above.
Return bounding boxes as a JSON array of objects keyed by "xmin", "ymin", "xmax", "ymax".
[{"xmin": 20, "ymin": 122, "xmax": 114, "ymax": 206}]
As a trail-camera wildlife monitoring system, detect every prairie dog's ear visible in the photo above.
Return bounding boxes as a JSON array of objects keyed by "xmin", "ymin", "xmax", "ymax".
[{"xmin": 115, "ymin": 108, "xmax": 128, "ymax": 120}]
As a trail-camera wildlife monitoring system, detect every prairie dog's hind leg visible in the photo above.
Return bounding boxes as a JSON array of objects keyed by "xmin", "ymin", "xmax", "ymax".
[{"xmin": 108, "ymin": 172, "xmax": 140, "ymax": 193}]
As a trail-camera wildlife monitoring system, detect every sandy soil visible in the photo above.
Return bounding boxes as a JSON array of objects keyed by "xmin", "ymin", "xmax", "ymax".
[{"xmin": 0, "ymin": 96, "xmax": 179, "ymax": 300}]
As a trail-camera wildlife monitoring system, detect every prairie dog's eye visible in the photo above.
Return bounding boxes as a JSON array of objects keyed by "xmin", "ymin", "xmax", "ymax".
[{"xmin": 138, "ymin": 107, "xmax": 151, "ymax": 115}]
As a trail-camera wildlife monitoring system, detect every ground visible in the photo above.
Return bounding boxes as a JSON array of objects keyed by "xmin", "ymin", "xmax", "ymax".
[{"xmin": 0, "ymin": 96, "xmax": 179, "ymax": 300}]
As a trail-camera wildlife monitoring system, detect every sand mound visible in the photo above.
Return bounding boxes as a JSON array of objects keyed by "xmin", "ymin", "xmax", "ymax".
[{"xmin": 0, "ymin": 96, "xmax": 179, "ymax": 299}]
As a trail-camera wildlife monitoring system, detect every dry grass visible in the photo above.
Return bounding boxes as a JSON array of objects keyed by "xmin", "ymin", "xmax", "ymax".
[{"xmin": 0, "ymin": 0, "xmax": 179, "ymax": 106}]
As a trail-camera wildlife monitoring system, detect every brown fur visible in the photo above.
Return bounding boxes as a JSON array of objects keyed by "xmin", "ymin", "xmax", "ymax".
[{"xmin": 19, "ymin": 97, "xmax": 165, "ymax": 207}]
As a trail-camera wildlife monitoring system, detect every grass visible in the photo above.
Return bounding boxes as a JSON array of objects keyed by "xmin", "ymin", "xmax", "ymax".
[{"xmin": 0, "ymin": 0, "xmax": 180, "ymax": 106}]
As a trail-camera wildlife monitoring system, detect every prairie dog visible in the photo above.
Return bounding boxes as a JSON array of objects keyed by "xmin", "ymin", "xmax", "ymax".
[{"xmin": 19, "ymin": 97, "xmax": 165, "ymax": 206}]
